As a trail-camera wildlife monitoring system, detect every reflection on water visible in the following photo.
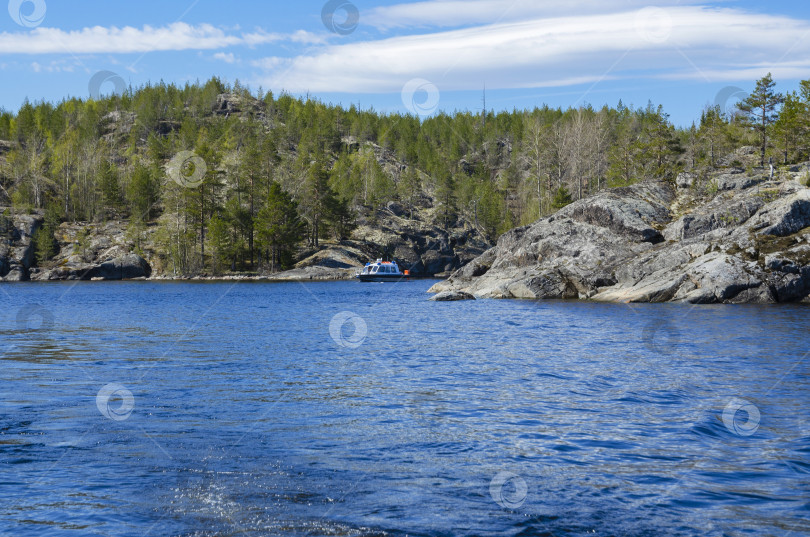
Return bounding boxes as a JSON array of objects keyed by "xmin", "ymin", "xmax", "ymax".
[{"xmin": 1, "ymin": 281, "xmax": 809, "ymax": 536}]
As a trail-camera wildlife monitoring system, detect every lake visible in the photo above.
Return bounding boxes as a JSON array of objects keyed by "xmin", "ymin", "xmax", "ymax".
[{"xmin": 1, "ymin": 280, "xmax": 808, "ymax": 536}]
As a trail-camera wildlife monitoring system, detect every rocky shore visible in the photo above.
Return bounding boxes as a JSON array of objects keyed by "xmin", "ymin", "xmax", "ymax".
[
  {"xmin": 430, "ymin": 167, "xmax": 810, "ymax": 304},
  {"xmin": 0, "ymin": 198, "xmax": 488, "ymax": 282}
]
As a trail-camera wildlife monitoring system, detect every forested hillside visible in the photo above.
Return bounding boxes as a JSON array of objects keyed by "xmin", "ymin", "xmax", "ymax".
[{"xmin": 1, "ymin": 74, "xmax": 808, "ymax": 277}]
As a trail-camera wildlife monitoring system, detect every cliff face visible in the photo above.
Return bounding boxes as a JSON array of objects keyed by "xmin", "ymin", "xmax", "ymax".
[
  {"xmin": 0, "ymin": 211, "xmax": 41, "ymax": 281},
  {"xmin": 430, "ymin": 167, "xmax": 810, "ymax": 304}
]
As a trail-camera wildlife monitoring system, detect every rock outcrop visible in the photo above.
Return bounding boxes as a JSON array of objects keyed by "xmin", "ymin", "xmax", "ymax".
[
  {"xmin": 429, "ymin": 290, "xmax": 476, "ymax": 301},
  {"xmin": 28, "ymin": 252, "xmax": 151, "ymax": 281},
  {"xmin": 430, "ymin": 169, "xmax": 810, "ymax": 304},
  {"xmin": 352, "ymin": 203, "xmax": 489, "ymax": 277},
  {"xmin": 0, "ymin": 210, "xmax": 42, "ymax": 281},
  {"xmin": 0, "ymin": 215, "xmax": 152, "ymax": 282}
]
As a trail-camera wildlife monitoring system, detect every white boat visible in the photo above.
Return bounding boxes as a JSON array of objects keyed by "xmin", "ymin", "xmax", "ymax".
[{"xmin": 356, "ymin": 259, "xmax": 409, "ymax": 282}]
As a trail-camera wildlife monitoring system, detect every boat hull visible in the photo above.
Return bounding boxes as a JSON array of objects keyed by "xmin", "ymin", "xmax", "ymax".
[{"xmin": 356, "ymin": 274, "xmax": 408, "ymax": 283}]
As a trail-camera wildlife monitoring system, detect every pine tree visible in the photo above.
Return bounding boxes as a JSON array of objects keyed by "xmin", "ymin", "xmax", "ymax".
[
  {"xmin": 207, "ymin": 213, "xmax": 234, "ymax": 274},
  {"xmin": 327, "ymin": 196, "xmax": 356, "ymax": 241},
  {"xmin": 551, "ymin": 185, "xmax": 573, "ymax": 210},
  {"xmin": 127, "ymin": 163, "xmax": 158, "ymax": 222},
  {"xmin": 186, "ymin": 140, "xmax": 223, "ymax": 270},
  {"xmin": 32, "ymin": 205, "xmax": 60, "ymax": 265},
  {"xmin": 240, "ymin": 137, "xmax": 264, "ymax": 267},
  {"xmin": 98, "ymin": 162, "xmax": 122, "ymax": 216},
  {"xmin": 256, "ymin": 182, "xmax": 304, "ymax": 272},
  {"xmin": 398, "ymin": 165, "xmax": 421, "ymax": 219},
  {"xmin": 699, "ymin": 106, "xmax": 727, "ymax": 168},
  {"xmin": 435, "ymin": 171, "xmax": 456, "ymax": 230},
  {"xmin": 301, "ymin": 160, "xmax": 339, "ymax": 247},
  {"xmin": 773, "ymin": 91, "xmax": 804, "ymax": 164},
  {"xmin": 739, "ymin": 73, "xmax": 784, "ymax": 166}
]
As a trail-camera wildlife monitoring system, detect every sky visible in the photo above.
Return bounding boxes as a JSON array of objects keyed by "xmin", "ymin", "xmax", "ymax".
[{"xmin": 0, "ymin": 0, "xmax": 809, "ymax": 126}]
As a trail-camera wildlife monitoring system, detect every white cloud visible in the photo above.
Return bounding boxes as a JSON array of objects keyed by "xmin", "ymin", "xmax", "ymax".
[
  {"xmin": 0, "ymin": 23, "xmax": 308, "ymax": 55},
  {"xmin": 252, "ymin": 57, "xmax": 288, "ymax": 70},
  {"xmin": 259, "ymin": 6, "xmax": 810, "ymax": 94},
  {"xmin": 213, "ymin": 52, "xmax": 236, "ymax": 64},
  {"xmin": 242, "ymin": 30, "xmax": 285, "ymax": 46},
  {"xmin": 364, "ymin": 0, "xmax": 698, "ymax": 30},
  {"xmin": 289, "ymin": 30, "xmax": 328, "ymax": 45}
]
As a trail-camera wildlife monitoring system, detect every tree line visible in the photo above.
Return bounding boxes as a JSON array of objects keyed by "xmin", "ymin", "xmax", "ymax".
[{"xmin": 0, "ymin": 74, "xmax": 808, "ymax": 274}]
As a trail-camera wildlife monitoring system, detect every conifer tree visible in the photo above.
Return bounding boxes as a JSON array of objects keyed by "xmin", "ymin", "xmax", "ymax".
[
  {"xmin": 256, "ymin": 182, "xmax": 304, "ymax": 271},
  {"xmin": 773, "ymin": 91, "xmax": 804, "ymax": 164},
  {"xmin": 739, "ymin": 73, "xmax": 784, "ymax": 166}
]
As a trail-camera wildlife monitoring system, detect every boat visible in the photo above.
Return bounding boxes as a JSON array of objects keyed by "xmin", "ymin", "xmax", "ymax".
[{"xmin": 355, "ymin": 259, "xmax": 410, "ymax": 282}]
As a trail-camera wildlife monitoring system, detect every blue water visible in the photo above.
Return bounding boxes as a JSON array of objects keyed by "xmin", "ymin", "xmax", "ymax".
[{"xmin": 1, "ymin": 280, "xmax": 808, "ymax": 537}]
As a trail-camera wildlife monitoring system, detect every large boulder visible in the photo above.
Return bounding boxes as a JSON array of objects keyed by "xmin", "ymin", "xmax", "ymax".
[
  {"xmin": 430, "ymin": 181, "xmax": 673, "ymax": 299},
  {"xmin": 93, "ymin": 253, "xmax": 152, "ymax": 280},
  {"xmin": 430, "ymin": 290, "xmax": 475, "ymax": 301}
]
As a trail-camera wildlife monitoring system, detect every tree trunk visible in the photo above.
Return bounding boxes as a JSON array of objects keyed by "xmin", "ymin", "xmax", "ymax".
[{"xmin": 761, "ymin": 108, "xmax": 767, "ymax": 166}]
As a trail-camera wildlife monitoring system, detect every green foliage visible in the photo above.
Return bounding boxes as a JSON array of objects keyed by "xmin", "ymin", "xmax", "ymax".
[
  {"xmin": 551, "ymin": 185, "xmax": 573, "ymax": 209},
  {"xmin": 435, "ymin": 171, "xmax": 457, "ymax": 230},
  {"xmin": 0, "ymin": 209, "xmax": 11, "ymax": 239},
  {"xmin": 739, "ymin": 73, "xmax": 785, "ymax": 166},
  {"xmin": 98, "ymin": 162, "xmax": 123, "ymax": 215},
  {"xmin": 698, "ymin": 106, "xmax": 728, "ymax": 168},
  {"xmin": 328, "ymin": 196, "xmax": 356, "ymax": 241},
  {"xmin": 207, "ymin": 214, "xmax": 234, "ymax": 274},
  {"xmin": 397, "ymin": 165, "xmax": 421, "ymax": 219},
  {"xmin": 75, "ymin": 227, "xmax": 92, "ymax": 261},
  {"xmin": 33, "ymin": 225, "xmax": 56, "ymax": 265},
  {"xmin": 476, "ymin": 181, "xmax": 509, "ymax": 240},
  {"xmin": 32, "ymin": 206, "xmax": 60, "ymax": 265},
  {"xmin": 301, "ymin": 160, "xmax": 337, "ymax": 247},
  {"xmin": 127, "ymin": 164, "xmax": 158, "ymax": 222},
  {"xmin": 704, "ymin": 180, "xmax": 719, "ymax": 198},
  {"xmin": 773, "ymin": 91, "xmax": 805, "ymax": 164},
  {"xmin": 0, "ymin": 109, "xmax": 12, "ymax": 139},
  {"xmin": 256, "ymin": 182, "xmax": 304, "ymax": 271}
]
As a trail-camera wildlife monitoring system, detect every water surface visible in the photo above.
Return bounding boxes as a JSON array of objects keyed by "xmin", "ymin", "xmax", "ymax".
[{"xmin": 1, "ymin": 280, "xmax": 808, "ymax": 536}]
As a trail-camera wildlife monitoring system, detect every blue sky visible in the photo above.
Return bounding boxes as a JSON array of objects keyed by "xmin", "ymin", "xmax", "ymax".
[{"xmin": 1, "ymin": 0, "xmax": 809, "ymax": 126}]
